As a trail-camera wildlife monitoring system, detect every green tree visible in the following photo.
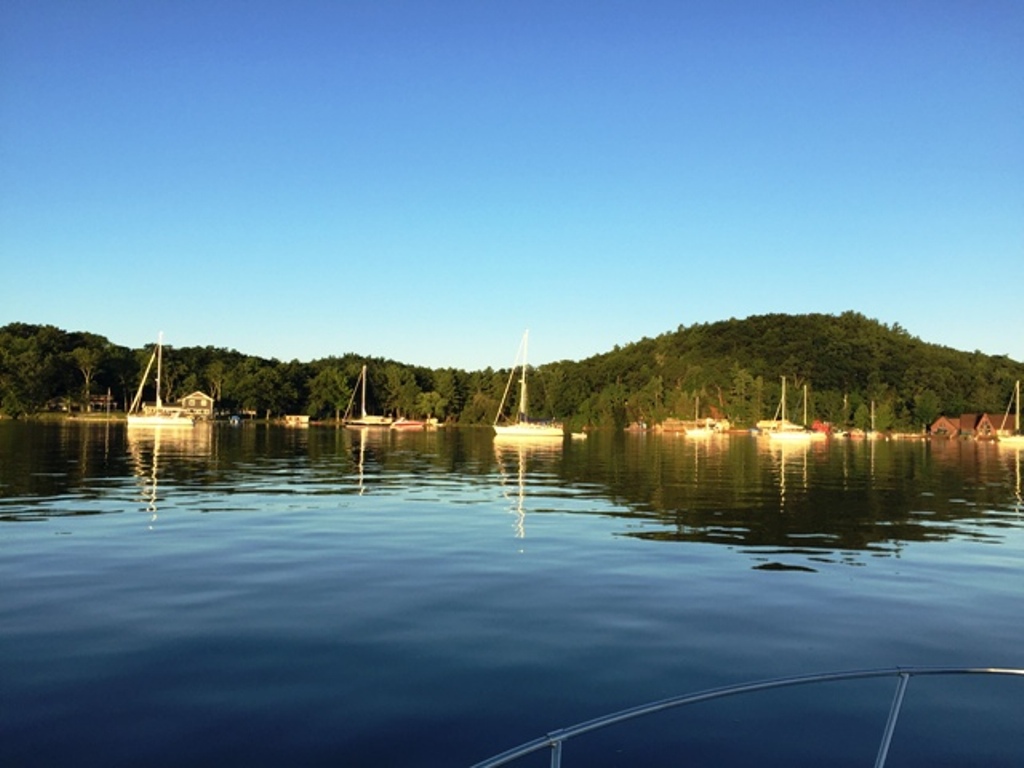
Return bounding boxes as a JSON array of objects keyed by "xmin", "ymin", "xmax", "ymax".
[
  {"xmin": 595, "ymin": 381, "xmax": 628, "ymax": 429},
  {"xmin": 383, "ymin": 363, "xmax": 422, "ymax": 417},
  {"xmin": 874, "ymin": 401, "xmax": 895, "ymax": 432},
  {"xmin": 853, "ymin": 403, "xmax": 871, "ymax": 432},
  {"xmin": 309, "ymin": 366, "xmax": 351, "ymax": 421},
  {"xmin": 205, "ymin": 359, "xmax": 227, "ymax": 402},
  {"xmin": 729, "ymin": 364, "xmax": 756, "ymax": 426},
  {"xmin": 913, "ymin": 389, "xmax": 941, "ymax": 430},
  {"xmin": 461, "ymin": 391, "xmax": 498, "ymax": 424},
  {"xmin": 1, "ymin": 326, "xmax": 69, "ymax": 413},
  {"xmin": 69, "ymin": 338, "xmax": 108, "ymax": 410},
  {"xmin": 159, "ymin": 348, "xmax": 190, "ymax": 404},
  {"xmin": 416, "ymin": 391, "xmax": 443, "ymax": 419},
  {"xmin": 432, "ymin": 368, "xmax": 465, "ymax": 421},
  {"xmin": 243, "ymin": 366, "xmax": 296, "ymax": 418}
]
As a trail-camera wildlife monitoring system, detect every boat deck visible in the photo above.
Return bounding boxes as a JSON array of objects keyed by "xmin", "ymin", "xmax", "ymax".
[{"xmin": 471, "ymin": 666, "xmax": 1024, "ymax": 767}]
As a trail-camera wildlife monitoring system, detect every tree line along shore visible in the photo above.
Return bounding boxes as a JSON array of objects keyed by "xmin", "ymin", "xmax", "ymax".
[{"xmin": 2, "ymin": 312, "xmax": 1022, "ymax": 433}]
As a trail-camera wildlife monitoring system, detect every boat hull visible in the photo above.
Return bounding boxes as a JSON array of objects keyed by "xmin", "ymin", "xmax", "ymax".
[
  {"xmin": 493, "ymin": 424, "xmax": 564, "ymax": 439},
  {"xmin": 391, "ymin": 419, "xmax": 425, "ymax": 431},
  {"xmin": 127, "ymin": 413, "xmax": 195, "ymax": 428},
  {"xmin": 767, "ymin": 430, "xmax": 827, "ymax": 442},
  {"xmin": 345, "ymin": 416, "xmax": 394, "ymax": 428}
]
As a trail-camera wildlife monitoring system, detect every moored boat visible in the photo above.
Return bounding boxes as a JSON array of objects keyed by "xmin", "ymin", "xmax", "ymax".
[
  {"xmin": 766, "ymin": 377, "xmax": 825, "ymax": 442},
  {"xmin": 126, "ymin": 411, "xmax": 195, "ymax": 427},
  {"xmin": 493, "ymin": 331, "xmax": 564, "ymax": 441},
  {"xmin": 343, "ymin": 365, "xmax": 394, "ymax": 428},
  {"xmin": 997, "ymin": 380, "xmax": 1024, "ymax": 446},
  {"xmin": 494, "ymin": 423, "xmax": 564, "ymax": 439},
  {"xmin": 391, "ymin": 418, "xmax": 425, "ymax": 431},
  {"xmin": 127, "ymin": 333, "xmax": 195, "ymax": 428},
  {"xmin": 683, "ymin": 397, "xmax": 718, "ymax": 437}
]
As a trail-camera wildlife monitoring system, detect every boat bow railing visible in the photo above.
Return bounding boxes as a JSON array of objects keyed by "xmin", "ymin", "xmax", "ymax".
[{"xmin": 470, "ymin": 665, "xmax": 1024, "ymax": 768}]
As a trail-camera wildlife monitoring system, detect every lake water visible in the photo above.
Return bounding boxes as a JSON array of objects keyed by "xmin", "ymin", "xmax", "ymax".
[{"xmin": 2, "ymin": 422, "xmax": 1022, "ymax": 766}]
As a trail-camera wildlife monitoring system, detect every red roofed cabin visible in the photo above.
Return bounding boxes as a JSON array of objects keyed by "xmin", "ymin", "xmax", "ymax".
[
  {"xmin": 941, "ymin": 413, "xmax": 1014, "ymax": 439},
  {"xmin": 929, "ymin": 415, "xmax": 960, "ymax": 437}
]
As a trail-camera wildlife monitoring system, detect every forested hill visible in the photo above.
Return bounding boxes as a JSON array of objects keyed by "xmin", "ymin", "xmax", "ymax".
[
  {"xmin": 558, "ymin": 311, "xmax": 1024, "ymax": 429},
  {"xmin": 1, "ymin": 312, "xmax": 1022, "ymax": 430}
]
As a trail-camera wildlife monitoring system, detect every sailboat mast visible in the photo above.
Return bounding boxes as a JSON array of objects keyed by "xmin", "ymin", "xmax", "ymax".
[
  {"xmin": 129, "ymin": 350, "xmax": 156, "ymax": 415},
  {"xmin": 155, "ymin": 331, "xmax": 164, "ymax": 409},
  {"xmin": 519, "ymin": 331, "xmax": 529, "ymax": 423},
  {"xmin": 780, "ymin": 377, "xmax": 787, "ymax": 422},
  {"xmin": 361, "ymin": 365, "xmax": 368, "ymax": 420},
  {"xmin": 1017, "ymin": 380, "xmax": 1021, "ymax": 433}
]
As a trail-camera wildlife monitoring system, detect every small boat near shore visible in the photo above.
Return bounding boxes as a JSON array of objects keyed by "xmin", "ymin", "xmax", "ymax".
[{"xmin": 391, "ymin": 418, "xmax": 425, "ymax": 431}]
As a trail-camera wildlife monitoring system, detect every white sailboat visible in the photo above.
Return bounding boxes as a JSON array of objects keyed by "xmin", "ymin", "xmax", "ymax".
[
  {"xmin": 343, "ymin": 365, "xmax": 393, "ymax": 428},
  {"xmin": 684, "ymin": 395, "xmax": 714, "ymax": 438},
  {"xmin": 493, "ymin": 331, "xmax": 563, "ymax": 440},
  {"xmin": 126, "ymin": 333, "xmax": 195, "ymax": 428},
  {"xmin": 767, "ymin": 377, "xmax": 825, "ymax": 442},
  {"xmin": 997, "ymin": 380, "xmax": 1024, "ymax": 447}
]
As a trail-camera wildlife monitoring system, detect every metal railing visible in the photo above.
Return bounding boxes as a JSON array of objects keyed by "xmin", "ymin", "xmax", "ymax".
[{"xmin": 470, "ymin": 665, "xmax": 1024, "ymax": 768}]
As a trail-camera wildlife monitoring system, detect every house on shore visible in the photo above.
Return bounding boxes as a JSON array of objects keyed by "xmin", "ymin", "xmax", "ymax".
[
  {"xmin": 974, "ymin": 412, "xmax": 1014, "ymax": 439},
  {"xmin": 930, "ymin": 413, "xmax": 1014, "ymax": 439},
  {"xmin": 179, "ymin": 391, "xmax": 215, "ymax": 421},
  {"xmin": 929, "ymin": 415, "xmax": 961, "ymax": 437}
]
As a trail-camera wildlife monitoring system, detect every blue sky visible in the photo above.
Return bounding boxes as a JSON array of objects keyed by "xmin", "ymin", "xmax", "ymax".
[{"xmin": 2, "ymin": 1, "xmax": 1022, "ymax": 370}]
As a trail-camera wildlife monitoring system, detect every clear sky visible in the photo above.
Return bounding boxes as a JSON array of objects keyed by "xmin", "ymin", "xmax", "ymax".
[{"xmin": 2, "ymin": 1, "xmax": 1022, "ymax": 370}]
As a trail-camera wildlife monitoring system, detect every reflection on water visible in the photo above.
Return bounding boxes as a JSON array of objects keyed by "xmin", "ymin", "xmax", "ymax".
[
  {"xmin": 127, "ymin": 425, "xmax": 214, "ymax": 526},
  {"xmin": 2, "ymin": 422, "xmax": 1023, "ymax": 767},
  {"xmin": 493, "ymin": 440, "xmax": 563, "ymax": 541},
  {"xmin": 1001, "ymin": 443, "xmax": 1023, "ymax": 517},
  {"xmin": 351, "ymin": 426, "xmax": 368, "ymax": 495},
  {"xmin": 344, "ymin": 425, "xmax": 395, "ymax": 495},
  {"xmin": 1, "ymin": 423, "xmax": 1022, "ymax": 561},
  {"xmin": 763, "ymin": 435, "xmax": 812, "ymax": 510},
  {"xmin": 545, "ymin": 432, "xmax": 1023, "ymax": 569}
]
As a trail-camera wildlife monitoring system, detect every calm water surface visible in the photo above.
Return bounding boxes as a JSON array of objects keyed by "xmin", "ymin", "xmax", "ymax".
[{"xmin": 2, "ymin": 422, "xmax": 1022, "ymax": 766}]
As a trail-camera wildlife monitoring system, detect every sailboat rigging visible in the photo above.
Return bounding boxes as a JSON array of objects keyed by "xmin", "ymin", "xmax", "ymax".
[
  {"xmin": 127, "ymin": 333, "xmax": 194, "ymax": 428},
  {"xmin": 766, "ymin": 377, "xmax": 825, "ymax": 442},
  {"xmin": 684, "ymin": 394, "xmax": 714, "ymax": 438},
  {"xmin": 493, "ymin": 331, "xmax": 563, "ymax": 440},
  {"xmin": 343, "ymin": 365, "xmax": 393, "ymax": 428},
  {"xmin": 998, "ymin": 380, "xmax": 1024, "ymax": 447}
]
